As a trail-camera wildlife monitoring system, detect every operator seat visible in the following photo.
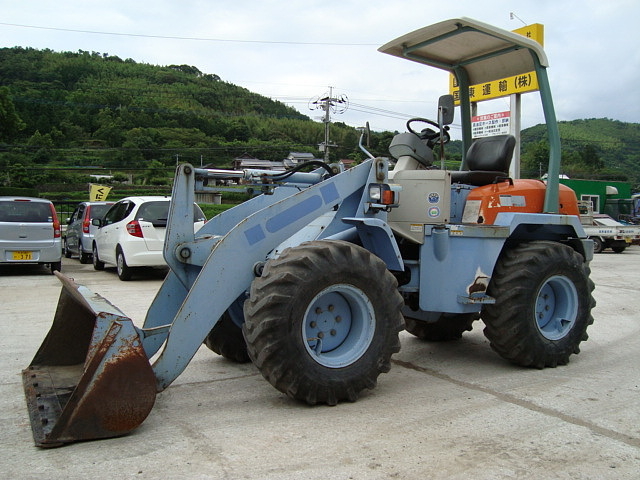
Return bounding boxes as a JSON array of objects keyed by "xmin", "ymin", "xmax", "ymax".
[{"xmin": 451, "ymin": 134, "xmax": 516, "ymax": 186}]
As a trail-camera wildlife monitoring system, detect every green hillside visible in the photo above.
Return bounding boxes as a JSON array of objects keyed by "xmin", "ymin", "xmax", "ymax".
[
  {"xmin": 1, "ymin": 47, "xmax": 638, "ymax": 192},
  {"xmin": 0, "ymin": 47, "xmax": 363, "ymax": 188},
  {"xmin": 519, "ymin": 119, "xmax": 640, "ymax": 188}
]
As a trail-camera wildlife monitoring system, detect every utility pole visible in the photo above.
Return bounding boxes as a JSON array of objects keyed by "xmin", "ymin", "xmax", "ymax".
[{"xmin": 309, "ymin": 87, "xmax": 348, "ymax": 162}]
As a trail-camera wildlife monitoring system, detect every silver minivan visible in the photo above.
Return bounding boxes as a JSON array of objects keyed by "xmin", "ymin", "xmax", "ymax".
[
  {"xmin": 64, "ymin": 201, "xmax": 114, "ymax": 263},
  {"xmin": 0, "ymin": 196, "xmax": 62, "ymax": 274}
]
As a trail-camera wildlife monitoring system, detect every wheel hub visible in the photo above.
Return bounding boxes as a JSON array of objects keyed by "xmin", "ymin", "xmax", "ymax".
[
  {"xmin": 303, "ymin": 285, "xmax": 375, "ymax": 368},
  {"xmin": 535, "ymin": 275, "xmax": 578, "ymax": 340}
]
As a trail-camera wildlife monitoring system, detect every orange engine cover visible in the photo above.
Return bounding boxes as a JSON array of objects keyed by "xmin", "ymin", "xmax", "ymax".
[{"xmin": 463, "ymin": 179, "xmax": 580, "ymax": 225}]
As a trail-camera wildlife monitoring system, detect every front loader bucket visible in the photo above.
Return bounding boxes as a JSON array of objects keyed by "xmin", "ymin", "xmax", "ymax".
[{"xmin": 22, "ymin": 272, "xmax": 157, "ymax": 447}]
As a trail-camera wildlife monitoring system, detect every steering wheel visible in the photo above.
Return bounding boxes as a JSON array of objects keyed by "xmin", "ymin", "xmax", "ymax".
[{"xmin": 406, "ymin": 117, "xmax": 450, "ymax": 145}]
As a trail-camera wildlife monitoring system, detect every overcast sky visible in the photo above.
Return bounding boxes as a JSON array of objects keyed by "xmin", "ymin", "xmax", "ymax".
[{"xmin": 2, "ymin": 0, "xmax": 639, "ymax": 136}]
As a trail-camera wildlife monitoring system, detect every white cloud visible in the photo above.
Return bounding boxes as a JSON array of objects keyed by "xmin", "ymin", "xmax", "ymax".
[{"xmin": 1, "ymin": 0, "xmax": 638, "ymax": 132}]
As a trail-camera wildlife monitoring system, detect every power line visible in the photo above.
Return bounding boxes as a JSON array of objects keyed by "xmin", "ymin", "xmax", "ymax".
[{"xmin": 0, "ymin": 22, "xmax": 378, "ymax": 46}]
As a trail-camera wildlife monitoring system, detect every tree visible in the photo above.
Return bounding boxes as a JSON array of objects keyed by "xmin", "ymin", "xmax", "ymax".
[
  {"xmin": 521, "ymin": 140, "xmax": 550, "ymax": 178},
  {"xmin": 579, "ymin": 144, "xmax": 604, "ymax": 170},
  {"xmin": 0, "ymin": 87, "xmax": 25, "ymax": 141}
]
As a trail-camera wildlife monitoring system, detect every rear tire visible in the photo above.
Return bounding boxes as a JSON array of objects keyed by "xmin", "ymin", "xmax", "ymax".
[
  {"xmin": 116, "ymin": 249, "xmax": 132, "ymax": 281},
  {"xmin": 243, "ymin": 240, "xmax": 404, "ymax": 405},
  {"xmin": 92, "ymin": 244, "xmax": 105, "ymax": 270},
  {"xmin": 482, "ymin": 241, "xmax": 595, "ymax": 368},
  {"xmin": 591, "ymin": 237, "xmax": 603, "ymax": 253},
  {"xmin": 404, "ymin": 312, "xmax": 476, "ymax": 341},
  {"xmin": 50, "ymin": 261, "xmax": 62, "ymax": 274},
  {"xmin": 612, "ymin": 246, "xmax": 626, "ymax": 253}
]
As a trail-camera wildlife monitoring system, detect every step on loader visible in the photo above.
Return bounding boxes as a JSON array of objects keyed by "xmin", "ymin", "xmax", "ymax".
[{"xmin": 23, "ymin": 17, "xmax": 595, "ymax": 447}]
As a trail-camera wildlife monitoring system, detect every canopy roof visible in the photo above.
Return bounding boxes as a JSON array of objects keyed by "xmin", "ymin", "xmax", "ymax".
[{"xmin": 378, "ymin": 17, "xmax": 548, "ymax": 85}]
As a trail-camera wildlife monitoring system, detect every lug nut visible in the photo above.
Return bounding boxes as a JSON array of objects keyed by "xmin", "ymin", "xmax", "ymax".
[
  {"xmin": 330, "ymin": 329, "xmax": 337, "ymax": 336},
  {"xmin": 310, "ymin": 321, "xmax": 317, "ymax": 328},
  {"xmin": 335, "ymin": 316, "xmax": 342, "ymax": 323},
  {"xmin": 315, "ymin": 307, "xmax": 323, "ymax": 314},
  {"xmin": 318, "ymin": 332, "xmax": 325, "ymax": 339}
]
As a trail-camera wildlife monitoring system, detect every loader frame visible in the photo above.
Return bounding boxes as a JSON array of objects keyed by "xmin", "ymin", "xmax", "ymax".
[{"xmin": 23, "ymin": 17, "xmax": 595, "ymax": 447}]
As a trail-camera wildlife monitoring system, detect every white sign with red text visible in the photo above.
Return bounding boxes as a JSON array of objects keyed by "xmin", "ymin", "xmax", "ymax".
[{"xmin": 472, "ymin": 111, "xmax": 511, "ymax": 138}]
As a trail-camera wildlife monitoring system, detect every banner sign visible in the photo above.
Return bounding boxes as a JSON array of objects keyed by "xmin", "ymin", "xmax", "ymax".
[{"xmin": 89, "ymin": 184, "xmax": 112, "ymax": 202}]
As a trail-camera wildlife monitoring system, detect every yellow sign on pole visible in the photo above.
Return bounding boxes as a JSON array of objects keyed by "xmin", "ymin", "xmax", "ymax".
[
  {"xmin": 89, "ymin": 184, "xmax": 112, "ymax": 202},
  {"xmin": 449, "ymin": 24, "xmax": 544, "ymax": 104}
]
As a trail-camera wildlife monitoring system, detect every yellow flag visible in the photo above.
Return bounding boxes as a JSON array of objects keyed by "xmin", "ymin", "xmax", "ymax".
[{"xmin": 89, "ymin": 184, "xmax": 112, "ymax": 202}]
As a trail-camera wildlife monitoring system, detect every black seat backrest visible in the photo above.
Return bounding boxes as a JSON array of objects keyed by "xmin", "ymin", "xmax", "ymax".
[
  {"xmin": 466, "ymin": 134, "xmax": 516, "ymax": 172},
  {"xmin": 451, "ymin": 134, "xmax": 516, "ymax": 186}
]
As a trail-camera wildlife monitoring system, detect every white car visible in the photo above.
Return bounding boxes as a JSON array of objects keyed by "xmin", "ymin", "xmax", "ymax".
[{"xmin": 91, "ymin": 196, "xmax": 206, "ymax": 280}]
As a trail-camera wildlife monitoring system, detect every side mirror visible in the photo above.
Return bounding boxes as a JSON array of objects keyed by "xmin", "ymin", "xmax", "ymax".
[
  {"xmin": 438, "ymin": 94, "xmax": 455, "ymax": 126},
  {"xmin": 92, "ymin": 218, "xmax": 102, "ymax": 227}
]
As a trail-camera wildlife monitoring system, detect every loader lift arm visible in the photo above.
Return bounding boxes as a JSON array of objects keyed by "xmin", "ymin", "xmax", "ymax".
[
  {"xmin": 23, "ymin": 157, "xmax": 399, "ymax": 446},
  {"xmin": 145, "ymin": 160, "xmax": 396, "ymax": 390}
]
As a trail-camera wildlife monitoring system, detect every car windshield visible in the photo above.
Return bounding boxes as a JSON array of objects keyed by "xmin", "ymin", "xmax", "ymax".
[
  {"xmin": 135, "ymin": 201, "xmax": 205, "ymax": 226},
  {"xmin": 89, "ymin": 204, "xmax": 111, "ymax": 219},
  {"xmin": 136, "ymin": 201, "xmax": 170, "ymax": 226},
  {"xmin": 0, "ymin": 200, "xmax": 53, "ymax": 222}
]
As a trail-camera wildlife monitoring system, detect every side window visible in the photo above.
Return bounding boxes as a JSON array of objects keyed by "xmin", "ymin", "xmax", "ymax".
[
  {"xmin": 122, "ymin": 201, "xmax": 136, "ymax": 220},
  {"xmin": 103, "ymin": 202, "xmax": 130, "ymax": 226},
  {"xmin": 75, "ymin": 205, "xmax": 85, "ymax": 222},
  {"xmin": 70, "ymin": 207, "xmax": 80, "ymax": 223}
]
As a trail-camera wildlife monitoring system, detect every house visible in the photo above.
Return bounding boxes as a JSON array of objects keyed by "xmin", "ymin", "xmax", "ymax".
[
  {"xmin": 559, "ymin": 178, "xmax": 632, "ymax": 216},
  {"xmin": 232, "ymin": 153, "xmax": 284, "ymax": 171}
]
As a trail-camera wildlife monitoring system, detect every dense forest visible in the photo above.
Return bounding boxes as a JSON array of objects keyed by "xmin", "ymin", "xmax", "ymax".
[{"xmin": 1, "ymin": 47, "xmax": 638, "ymax": 191}]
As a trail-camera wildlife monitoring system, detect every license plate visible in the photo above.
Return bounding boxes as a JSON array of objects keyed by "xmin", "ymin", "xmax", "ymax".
[{"xmin": 12, "ymin": 251, "xmax": 33, "ymax": 260}]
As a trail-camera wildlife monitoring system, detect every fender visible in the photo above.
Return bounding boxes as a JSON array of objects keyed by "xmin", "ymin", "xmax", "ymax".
[{"xmin": 342, "ymin": 217, "xmax": 404, "ymax": 271}]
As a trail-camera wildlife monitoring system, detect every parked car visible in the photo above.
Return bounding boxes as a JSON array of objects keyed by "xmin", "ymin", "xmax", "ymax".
[
  {"xmin": 64, "ymin": 201, "xmax": 114, "ymax": 264},
  {"xmin": 92, "ymin": 196, "xmax": 206, "ymax": 280},
  {"xmin": 0, "ymin": 196, "xmax": 62, "ymax": 274}
]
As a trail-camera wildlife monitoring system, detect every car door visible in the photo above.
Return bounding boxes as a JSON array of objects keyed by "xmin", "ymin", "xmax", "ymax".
[
  {"xmin": 96, "ymin": 200, "xmax": 133, "ymax": 264},
  {"xmin": 66, "ymin": 204, "xmax": 84, "ymax": 253}
]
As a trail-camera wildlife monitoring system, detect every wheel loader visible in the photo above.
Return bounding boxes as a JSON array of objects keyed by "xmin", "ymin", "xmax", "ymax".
[{"xmin": 22, "ymin": 17, "xmax": 595, "ymax": 447}]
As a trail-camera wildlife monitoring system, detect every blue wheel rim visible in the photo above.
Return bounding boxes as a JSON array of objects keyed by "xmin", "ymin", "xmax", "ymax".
[
  {"xmin": 303, "ymin": 285, "xmax": 375, "ymax": 368},
  {"xmin": 535, "ymin": 275, "xmax": 578, "ymax": 340}
]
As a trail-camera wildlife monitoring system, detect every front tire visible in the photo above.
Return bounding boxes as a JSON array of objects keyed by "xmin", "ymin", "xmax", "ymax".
[
  {"xmin": 243, "ymin": 240, "xmax": 404, "ymax": 405},
  {"xmin": 92, "ymin": 244, "xmax": 105, "ymax": 270},
  {"xmin": 79, "ymin": 242, "xmax": 91, "ymax": 264},
  {"xmin": 204, "ymin": 312, "xmax": 250, "ymax": 363},
  {"xmin": 482, "ymin": 241, "xmax": 595, "ymax": 368},
  {"xmin": 63, "ymin": 239, "xmax": 72, "ymax": 258}
]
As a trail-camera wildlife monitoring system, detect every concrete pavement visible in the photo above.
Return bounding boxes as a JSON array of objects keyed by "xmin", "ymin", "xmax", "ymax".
[{"xmin": 1, "ymin": 249, "xmax": 639, "ymax": 479}]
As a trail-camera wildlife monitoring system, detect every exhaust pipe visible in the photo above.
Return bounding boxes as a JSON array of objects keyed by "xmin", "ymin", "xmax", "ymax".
[{"xmin": 22, "ymin": 272, "xmax": 156, "ymax": 447}]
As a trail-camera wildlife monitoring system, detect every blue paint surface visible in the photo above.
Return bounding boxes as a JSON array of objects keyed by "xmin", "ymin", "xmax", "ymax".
[
  {"xmin": 266, "ymin": 195, "xmax": 323, "ymax": 233},
  {"xmin": 320, "ymin": 183, "xmax": 340, "ymax": 204},
  {"xmin": 244, "ymin": 224, "xmax": 266, "ymax": 246}
]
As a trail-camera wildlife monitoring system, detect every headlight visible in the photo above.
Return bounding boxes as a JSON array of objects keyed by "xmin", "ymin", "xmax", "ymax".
[
  {"xmin": 369, "ymin": 184, "xmax": 383, "ymax": 201},
  {"xmin": 368, "ymin": 183, "xmax": 400, "ymax": 206}
]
